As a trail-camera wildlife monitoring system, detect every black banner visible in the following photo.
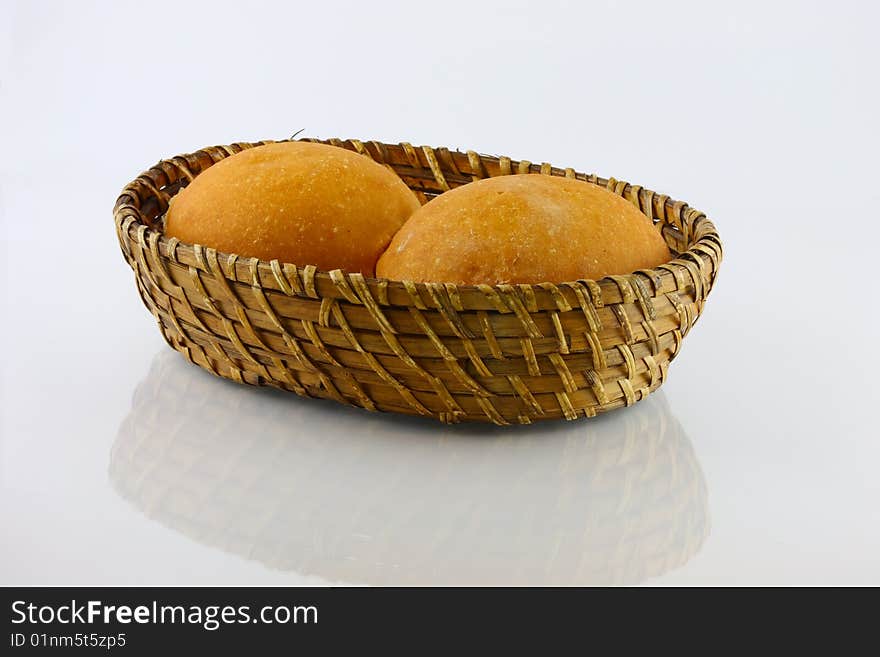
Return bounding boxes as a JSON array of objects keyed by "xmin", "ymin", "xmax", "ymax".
[{"xmin": 3, "ymin": 586, "xmax": 866, "ymax": 652}]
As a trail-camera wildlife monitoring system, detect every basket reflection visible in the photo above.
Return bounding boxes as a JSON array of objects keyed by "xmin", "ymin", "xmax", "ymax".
[{"xmin": 110, "ymin": 351, "xmax": 709, "ymax": 585}]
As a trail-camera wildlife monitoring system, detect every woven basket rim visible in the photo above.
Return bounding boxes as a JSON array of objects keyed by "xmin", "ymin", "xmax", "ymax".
[{"xmin": 114, "ymin": 138, "xmax": 721, "ymax": 303}]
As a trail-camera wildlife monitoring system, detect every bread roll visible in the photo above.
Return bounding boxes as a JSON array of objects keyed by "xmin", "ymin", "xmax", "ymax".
[
  {"xmin": 376, "ymin": 174, "xmax": 671, "ymax": 285},
  {"xmin": 165, "ymin": 142, "xmax": 420, "ymax": 275}
]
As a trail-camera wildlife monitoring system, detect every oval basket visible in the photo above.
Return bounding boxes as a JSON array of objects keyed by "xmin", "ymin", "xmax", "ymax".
[{"xmin": 114, "ymin": 138, "xmax": 722, "ymax": 425}]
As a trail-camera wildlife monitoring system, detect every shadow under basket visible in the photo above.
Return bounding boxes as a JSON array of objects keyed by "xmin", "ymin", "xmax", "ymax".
[{"xmin": 114, "ymin": 138, "xmax": 722, "ymax": 425}]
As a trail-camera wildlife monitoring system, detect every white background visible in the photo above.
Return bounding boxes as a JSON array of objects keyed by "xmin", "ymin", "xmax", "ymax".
[{"xmin": 1, "ymin": 0, "xmax": 878, "ymax": 585}]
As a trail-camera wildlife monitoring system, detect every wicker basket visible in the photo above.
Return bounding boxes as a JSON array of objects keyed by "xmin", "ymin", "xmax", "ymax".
[
  {"xmin": 110, "ymin": 351, "xmax": 709, "ymax": 585},
  {"xmin": 114, "ymin": 138, "xmax": 722, "ymax": 424}
]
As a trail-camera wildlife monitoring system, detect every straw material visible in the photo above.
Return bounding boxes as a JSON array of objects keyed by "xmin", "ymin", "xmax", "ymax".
[
  {"xmin": 110, "ymin": 351, "xmax": 709, "ymax": 585},
  {"xmin": 114, "ymin": 138, "xmax": 722, "ymax": 424}
]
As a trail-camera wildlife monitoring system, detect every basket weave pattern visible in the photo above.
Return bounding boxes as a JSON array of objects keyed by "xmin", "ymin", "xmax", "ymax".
[{"xmin": 114, "ymin": 138, "xmax": 722, "ymax": 424}]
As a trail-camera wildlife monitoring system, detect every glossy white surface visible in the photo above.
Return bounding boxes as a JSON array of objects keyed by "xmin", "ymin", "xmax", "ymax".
[{"xmin": 2, "ymin": 0, "xmax": 879, "ymax": 585}]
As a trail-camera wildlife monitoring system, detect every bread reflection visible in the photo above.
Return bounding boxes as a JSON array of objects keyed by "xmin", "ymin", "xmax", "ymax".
[{"xmin": 110, "ymin": 351, "xmax": 709, "ymax": 585}]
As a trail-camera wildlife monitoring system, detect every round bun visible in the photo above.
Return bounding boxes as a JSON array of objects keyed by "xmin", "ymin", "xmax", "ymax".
[
  {"xmin": 376, "ymin": 174, "xmax": 671, "ymax": 285},
  {"xmin": 165, "ymin": 142, "xmax": 420, "ymax": 275}
]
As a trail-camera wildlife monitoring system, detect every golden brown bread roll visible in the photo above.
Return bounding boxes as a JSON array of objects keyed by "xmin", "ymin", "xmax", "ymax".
[
  {"xmin": 165, "ymin": 142, "xmax": 420, "ymax": 276},
  {"xmin": 376, "ymin": 174, "xmax": 671, "ymax": 285}
]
